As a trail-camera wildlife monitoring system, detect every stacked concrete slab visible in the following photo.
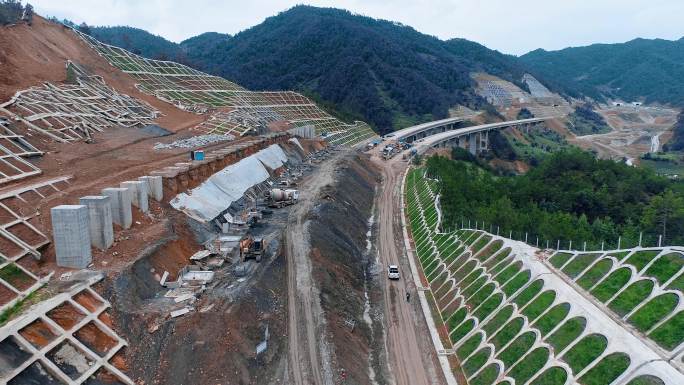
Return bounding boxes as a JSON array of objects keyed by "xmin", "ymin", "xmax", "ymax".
[
  {"xmin": 79, "ymin": 195, "xmax": 114, "ymax": 250},
  {"xmin": 51, "ymin": 205, "xmax": 92, "ymax": 268}
]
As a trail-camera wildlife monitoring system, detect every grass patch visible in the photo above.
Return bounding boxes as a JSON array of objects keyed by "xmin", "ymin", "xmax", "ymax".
[
  {"xmin": 0, "ymin": 288, "xmax": 47, "ymax": 326},
  {"xmin": 667, "ymin": 272, "xmax": 684, "ymax": 291},
  {"xmin": 491, "ymin": 317, "xmax": 524, "ymax": 349},
  {"xmin": 467, "ymin": 284, "xmax": 496, "ymax": 309},
  {"xmin": 561, "ymin": 334, "xmax": 607, "ymax": 372},
  {"xmin": 578, "ymin": 352, "xmax": 630, "ymax": 385},
  {"xmin": 577, "ymin": 259, "xmax": 613, "ymax": 290},
  {"xmin": 608, "ymin": 279, "xmax": 654, "ymax": 316},
  {"xmin": 482, "ymin": 305, "xmax": 513, "ymax": 336},
  {"xmin": 521, "ymin": 290, "xmax": 556, "ymax": 320},
  {"xmin": 453, "ymin": 261, "xmax": 478, "ymax": 283},
  {"xmin": 591, "ymin": 268, "xmax": 631, "ymax": 302},
  {"xmin": 507, "ymin": 347, "xmax": 549, "ymax": 385},
  {"xmin": 447, "ymin": 307, "xmax": 467, "ymax": 331},
  {"xmin": 644, "ymin": 253, "xmax": 684, "ymax": 284},
  {"xmin": 484, "ymin": 248, "xmax": 511, "ymax": 269},
  {"xmin": 625, "ymin": 250, "xmax": 661, "ymax": 272},
  {"xmin": 451, "ymin": 319, "xmax": 475, "ymax": 344},
  {"xmin": 496, "ymin": 331, "xmax": 535, "ymax": 367},
  {"xmin": 473, "ymin": 293, "xmax": 503, "ymax": 320},
  {"xmin": 546, "ymin": 317, "xmax": 586, "ymax": 352},
  {"xmin": 493, "ymin": 261, "xmax": 522, "ymax": 286},
  {"xmin": 530, "ymin": 366, "xmax": 568, "ymax": 385},
  {"xmin": 477, "ymin": 240, "xmax": 503, "ymax": 261},
  {"xmin": 512, "ymin": 280, "xmax": 544, "ymax": 307},
  {"xmin": 462, "ymin": 276, "xmax": 488, "ymax": 299},
  {"xmin": 501, "ymin": 270, "xmax": 531, "ymax": 297},
  {"xmin": 470, "ymin": 363, "xmax": 500, "ymax": 385},
  {"xmin": 628, "ymin": 293, "xmax": 678, "ymax": 332},
  {"xmin": 649, "ymin": 310, "xmax": 684, "ymax": 350},
  {"xmin": 472, "ymin": 236, "xmax": 493, "ymax": 253},
  {"xmin": 457, "ymin": 333, "xmax": 483, "ymax": 360},
  {"xmin": 550, "ymin": 252, "xmax": 573, "ymax": 268},
  {"xmin": 490, "ymin": 257, "xmax": 514, "ymax": 276},
  {"xmin": 463, "ymin": 347, "xmax": 490, "ymax": 376},
  {"xmin": 532, "ymin": 303, "xmax": 570, "ymax": 336},
  {"xmin": 562, "ymin": 253, "xmax": 600, "ymax": 278}
]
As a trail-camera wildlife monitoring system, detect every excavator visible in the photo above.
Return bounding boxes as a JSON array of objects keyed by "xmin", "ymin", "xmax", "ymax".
[{"xmin": 239, "ymin": 235, "xmax": 266, "ymax": 262}]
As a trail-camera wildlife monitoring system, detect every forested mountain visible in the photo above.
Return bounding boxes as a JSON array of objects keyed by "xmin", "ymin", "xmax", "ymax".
[
  {"xmin": 520, "ymin": 37, "xmax": 684, "ymax": 105},
  {"xmin": 90, "ymin": 26, "xmax": 183, "ymax": 61},
  {"xmin": 89, "ymin": 6, "xmax": 530, "ymax": 132}
]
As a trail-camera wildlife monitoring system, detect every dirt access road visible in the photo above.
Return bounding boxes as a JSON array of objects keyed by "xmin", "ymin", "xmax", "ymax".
[
  {"xmin": 371, "ymin": 150, "xmax": 446, "ymax": 385},
  {"xmin": 286, "ymin": 149, "xmax": 344, "ymax": 385}
]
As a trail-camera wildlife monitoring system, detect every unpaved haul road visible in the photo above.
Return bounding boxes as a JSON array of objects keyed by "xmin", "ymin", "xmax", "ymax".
[
  {"xmin": 372, "ymin": 152, "xmax": 445, "ymax": 385},
  {"xmin": 286, "ymin": 149, "xmax": 344, "ymax": 385}
]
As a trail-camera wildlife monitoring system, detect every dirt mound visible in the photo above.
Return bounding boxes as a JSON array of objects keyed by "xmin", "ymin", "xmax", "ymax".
[
  {"xmin": 308, "ymin": 153, "xmax": 384, "ymax": 384},
  {"xmin": 0, "ymin": 16, "xmax": 201, "ymax": 132}
]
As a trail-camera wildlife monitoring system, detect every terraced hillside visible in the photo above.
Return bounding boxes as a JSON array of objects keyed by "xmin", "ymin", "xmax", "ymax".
[
  {"xmin": 404, "ymin": 168, "xmax": 684, "ymax": 385},
  {"xmin": 74, "ymin": 30, "xmax": 376, "ymax": 147}
]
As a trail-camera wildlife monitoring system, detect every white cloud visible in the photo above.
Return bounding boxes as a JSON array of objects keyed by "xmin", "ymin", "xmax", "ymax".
[{"xmin": 29, "ymin": 0, "xmax": 684, "ymax": 55}]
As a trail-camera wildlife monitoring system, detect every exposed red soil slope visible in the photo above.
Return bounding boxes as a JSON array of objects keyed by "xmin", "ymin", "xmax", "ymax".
[{"xmin": 0, "ymin": 16, "xmax": 201, "ymax": 132}]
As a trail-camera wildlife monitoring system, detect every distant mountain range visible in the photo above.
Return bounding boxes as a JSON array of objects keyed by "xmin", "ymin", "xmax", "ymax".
[
  {"xmin": 520, "ymin": 38, "xmax": 684, "ymax": 105},
  {"xmin": 90, "ymin": 6, "xmax": 533, "ymax": 132},
  {"xmin": 88, "ymin": 6, "xmax": 684, "ymax": 132}
]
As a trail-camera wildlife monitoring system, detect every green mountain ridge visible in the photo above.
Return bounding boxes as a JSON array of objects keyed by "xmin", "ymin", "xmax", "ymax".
[
  {"xmin": 90, "ymin": 6, "xmax": 533, "ymax": 132},
  {"xmin": 520, "ymin": 37, "xmax": 684, "ymax": 105}
]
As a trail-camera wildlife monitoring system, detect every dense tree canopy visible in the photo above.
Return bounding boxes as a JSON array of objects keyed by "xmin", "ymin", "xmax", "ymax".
[
  {"xmin": 89, "ymin": 6, "xmax": 534, "ymax": 133},
  {"xmin": 426, "ymin": 149, "xmax": 684, "ymax": 248}
]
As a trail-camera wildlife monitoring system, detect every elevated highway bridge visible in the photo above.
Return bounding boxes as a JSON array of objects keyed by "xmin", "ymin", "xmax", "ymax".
[{"xmin": 404, "ymin": 117, "xmax": 550, "ymax": 155}]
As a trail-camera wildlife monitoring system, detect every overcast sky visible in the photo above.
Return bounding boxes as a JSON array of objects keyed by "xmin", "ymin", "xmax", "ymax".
[{"xmin": 30, "ymin": 0, "xmax": 684, "ymax": 55}]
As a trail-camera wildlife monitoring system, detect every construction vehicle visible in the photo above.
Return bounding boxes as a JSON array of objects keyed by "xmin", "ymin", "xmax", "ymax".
[
  {"xmin": 240, "ymin": 235, "xmax": 266, "ymax": 262},
  {"xmin": 265, "ymin": 188, "xmax": 299, "ymax": 208}
]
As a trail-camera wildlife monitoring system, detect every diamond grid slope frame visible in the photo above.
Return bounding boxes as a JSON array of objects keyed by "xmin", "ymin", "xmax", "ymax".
[
  {"xmin": 0, "ymin": 273, "xmax": 134, "ymax": 384},
  {"xmin": 0, "ymin": 176, "xmax": 71, "ymax": 312},
  {"xmin": 75, "ymin": 30, "xmax": 377, "ymax": 146},
  {"xmin": 0, "ymin": 62, "xmax": 159, "ymax": 143},
  {"xmin": 404, "ymin": 169, "xmax": 684, "ymax": 385}
]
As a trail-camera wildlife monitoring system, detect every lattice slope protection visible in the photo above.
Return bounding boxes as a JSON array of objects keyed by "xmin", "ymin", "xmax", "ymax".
[
  {"xmin": 404, "ymin": 168, "xmax": 684, "ymax": 385},
  {"xmin": 1, "ymin": 62, "xmax": 159, "ymax": 143},
  {"xmin": 0, "ymin": 273, "xmax": 134, "ymax": 384},
  {"xmin": 75, "ymin": 30, "xmax": 376, "ymax": 146}
]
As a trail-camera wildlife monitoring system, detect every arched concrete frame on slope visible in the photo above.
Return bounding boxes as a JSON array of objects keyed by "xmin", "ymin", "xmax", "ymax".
[
  {"xmin": 544, "ymin": 247, "xmax": 684, "ymax": 368},
  {"xmin": 413, "ymin": 117, "xmax": 550, "ymax": 156},
  {"xmin": 405, "ymin": 172, "xmax": 684, "ymax": 385}
]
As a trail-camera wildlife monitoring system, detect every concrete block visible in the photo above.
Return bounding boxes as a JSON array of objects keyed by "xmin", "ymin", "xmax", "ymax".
[
  {"xmin": 120, "ymin": 181, "xmax": 149, "ymax": 213},
  {"xmin": 139, "ymin": 175, "xmax": 163, "ymax": 202},
  {"xmin": 102, "ymin": 187, "xmax": 132, "ymax": 229},
  {"xmin": 51, "ymin": 205, "xmax": 92, "ymax": 269},
  {"xmin": 79, "ymin": 196, "xmax": 114, "ymax": 250}
]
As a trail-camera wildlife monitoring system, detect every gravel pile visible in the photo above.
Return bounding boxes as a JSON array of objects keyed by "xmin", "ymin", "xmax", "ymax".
[{"xmin": 153, "ymin": 134, "xmax": 235, "ymax": 150}]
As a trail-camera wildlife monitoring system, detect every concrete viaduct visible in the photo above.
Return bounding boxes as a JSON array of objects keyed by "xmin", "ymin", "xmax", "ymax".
[
  {"xmin": 403, "ymin": 117, "xmax": 549, "ymax": 155},
  {"xmin": 390, "ymin": 116, "xmax": 467, "ymax": 143}
]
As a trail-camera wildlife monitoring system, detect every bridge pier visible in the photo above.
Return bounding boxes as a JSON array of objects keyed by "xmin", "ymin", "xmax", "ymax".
[{"xmin": 469, "ymin": 133, "xmax": 477, "ymax": 155}]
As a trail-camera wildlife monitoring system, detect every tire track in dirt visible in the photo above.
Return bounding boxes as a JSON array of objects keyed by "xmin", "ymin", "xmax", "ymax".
[{"xmin": 373, "ymin": 152, "xmax": 445, "ymax": 385}]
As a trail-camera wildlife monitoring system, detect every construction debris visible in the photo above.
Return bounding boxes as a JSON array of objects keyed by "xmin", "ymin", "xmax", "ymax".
[{"xmin": 152, "ymin": 134, "xmax": 235, "ymax": 150}]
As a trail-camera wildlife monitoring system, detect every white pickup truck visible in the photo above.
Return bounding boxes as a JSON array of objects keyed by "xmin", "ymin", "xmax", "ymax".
[{"xmin": 387, "ymin": 265, "xmax": 400, "ymax": 280}]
